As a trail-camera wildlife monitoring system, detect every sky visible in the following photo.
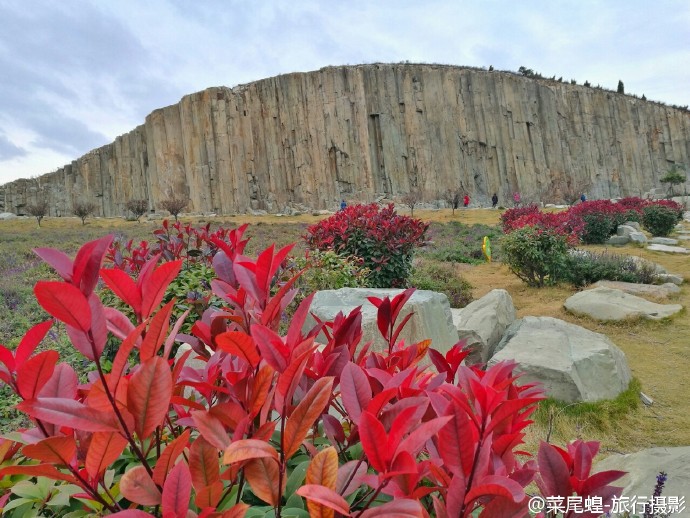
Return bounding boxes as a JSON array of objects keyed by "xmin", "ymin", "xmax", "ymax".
[{"xmin": 0, "ymin": 0, "xmax": 689, "ymax": 185}]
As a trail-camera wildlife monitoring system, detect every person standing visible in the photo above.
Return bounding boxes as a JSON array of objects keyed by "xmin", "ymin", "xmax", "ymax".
[
  {"xmin": 491, "ymin": 193, "xmax": 498, "ymax": 208},
  {"xmin": 580, "ymin": 193, "xmax": 587, "ymax": 203},
  {"xmin": 463, "ymin": 194, "xmax": 470, "ymax": 208},
  {"xmin": 340, "ymin": 199, "xmax": 347, "ymax": 210}
]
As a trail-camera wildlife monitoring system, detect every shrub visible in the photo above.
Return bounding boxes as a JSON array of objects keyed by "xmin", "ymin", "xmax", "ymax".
[
  {"xmin": 73, "ymin": 201, "xmax": 96, "ymax": 225},
  {"xmin": 643, "ymin": 204, "xmax": 680, "ymax": 236},
  {"xmin": 159, "ymin": 196, "xmax": 188, "ymax": 221},
  {"xmin": 293, "ymin": 249, "xmax": 370, "ymax": 293},
  {"xmin": 410, "ymin": 259, "xmax": 474, "ymax": 307},
  {"xmin": 125, "ymin": 199, "xmax": 149, "ymax": 222},
  {"xmin": 426, "ymin": 221, "xmax": 503, "ymax": 263},
  {"xmin": 25, "ymin": 201, "xmax": 49, "ymax": 227},
  {"xmin": 500, "ymin": 204, "xmax": 540, "ymax": 232},
  {"xmin": 567, "ymin": 200, "xmax": 628, "ymax": 244},
  {"xmin": 565, "ymin": 250, "xmax": 658, "ymax": 287},
  {"xmin": 502, "ymin": 226, "xmax": 571, "ymax": 287},
  {"xmin": 0, "ymin": 236, "xmax": 626, "ymax": 516},
  {"xmin": 305, "ymin": 203, "xmax": 428, "ymax": 288}
]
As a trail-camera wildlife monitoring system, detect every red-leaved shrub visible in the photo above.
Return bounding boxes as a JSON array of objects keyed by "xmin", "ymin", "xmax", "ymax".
[
  {"xmin": 0, "ymin": 232, "xmax": 626, "ymax": 516},
  {"xmin": 305, "ymin": 203, "xmax": 428, "ymax": 288}
]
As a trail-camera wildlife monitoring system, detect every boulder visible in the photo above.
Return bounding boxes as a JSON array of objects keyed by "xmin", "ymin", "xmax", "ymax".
[
  {"xmin": 304, "ymin": 288, "xmax": 459, "ymax": 356},
  {"xmin": 595, "ymin": 447, "xmax": 690, "ymax": 507},
  {"xmin": 450, "ymin": 289, "xmax": 516, "ymax": 364},
  {"xmin": 564, "ymin": 287, "xmax": 683, "ymax": 321},
  {"xmin": 628, "ymin": 231, "xmax": 648, "ymax": 244},
  {"xmin": 592, "ymin": 280, "xmax": 680, "ymax": 299},
  {"xmin": 623, "ymin": 221, "xmax": 642, "ymax": 231},
  {"xmin": 647, "ymin": 243, "xmax": 689, "ymax": 254},
  {"xmin": 650, "ymin": 237, "xmax": 679, "ymax": 245},
  {"xmin": 0, "ymin": 212, "xmax": 18, "ymax": 220},
  {"xmin": 655, "ymin": 273, "xmax": 684, "ymax": 285},
  {"xmin": 606, "ymin": 235, "xmax": 629, "ymax": 246},
  {"xmin": 489, "ymin": 316, "xmax": 632, "ymax": 403},
  {"xmin": 617, "ymin": 224, "xmax": 637, "ymax": 237}
]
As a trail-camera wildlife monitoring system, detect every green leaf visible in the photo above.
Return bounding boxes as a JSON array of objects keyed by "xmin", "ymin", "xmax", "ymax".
[{"xmin": 285, "ymin": 460, "xmax": 309, "ymax": 498}]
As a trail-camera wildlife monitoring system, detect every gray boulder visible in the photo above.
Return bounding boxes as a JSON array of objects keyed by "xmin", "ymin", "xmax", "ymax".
[
  {"xmin": 450, "ymin": 289, "xmax": 516, "ymax": 364},
  {"xmin": 0, "ymin": 212, "xmax": 18, "ymax": 220},
  {"xmin": 623, "ymin": 221, "xmax": 642, "ymax": 231},
  {"xmin": 629, "ymin": 231, "xmax": 648, "ymax": 244},
  {"xmin": 592, "ymin": 280, "xmax": 680, "ymax": 300},
  {"xmin": 606, "ymin": 235, "xmax": 630, "ymax": 246},
  {"xmin": 617, "ymin": 224, "xmax": 637, "ymax": 237},
  {"xmin": 564, "ymin": 287, "xmax": 683, "ymax": 321},
  {"xmin": 595, "ymin": 447, "xmax": 690, "ymax": 506},
  {"xmin": 304, "ymin": 288, "xmax": 459, "ymax": 356},
  {"xmin": 489, "ymin": 316, "xmax": 632, "ymax": 403},
  {"xmin": 655, "ymin": 273, "xmax": 684, "ymax": 285},
  {"xmin": 648, "ymin": 243, "xmax": 689, "ymax": 254},
  {"xmin": 650, "ymin": 237, "xmax": 679, "ymax": 245}
]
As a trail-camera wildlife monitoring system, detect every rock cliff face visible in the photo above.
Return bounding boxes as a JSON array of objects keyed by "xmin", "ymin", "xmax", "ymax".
[{"xmin": 2, "ymin": 64, "xmax": 689, "ymax": 216}]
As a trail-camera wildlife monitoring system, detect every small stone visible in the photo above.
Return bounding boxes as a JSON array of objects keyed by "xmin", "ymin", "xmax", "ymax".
[{"xmin": 639, "ymin": 392, "xmax": 654, "ymax": 406}]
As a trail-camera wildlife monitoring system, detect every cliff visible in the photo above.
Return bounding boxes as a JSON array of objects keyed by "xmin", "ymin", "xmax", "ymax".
[{"xmin": 2, "ymin": 63, "xmax": 689, "ymax": 216}]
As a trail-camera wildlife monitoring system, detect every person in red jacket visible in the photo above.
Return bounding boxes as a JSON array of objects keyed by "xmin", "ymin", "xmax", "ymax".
[{"xmin": 463, "ymin": 194, "xmax": 470, "ymax": 208}]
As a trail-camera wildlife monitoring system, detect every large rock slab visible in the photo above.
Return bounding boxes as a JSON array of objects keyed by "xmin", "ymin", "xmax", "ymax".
[
  {"xmin": 649, "ymin": 237, "xmax": 679, "ymax": 245},
  {"xmin": 489, "ymin": 316, "xmax": 632, "ymax": 403},
  {"xmin": 451, "ymin": 289, "xmax": 516, "ymax": 364},
  {"xmin": 595, "ymin": 447, "xmax": 690, "ymax": 510},
  {"xmin": 592, "ymin": 280, "xmax": 681, "ymax": 300},
  {"xmin": 0, "ymin": 212, "xmax": 17, "ymax": 220},
  {"xmin": 565, "ymin": 287, "xmax": 683, "ymax": 321},
  {"xmin": 648, "ymin": 243, "xmax": 689, "ymax": 254},
  {"xmin": 304, "ymin": 288, "xmax": 459, "ymax": 356}
]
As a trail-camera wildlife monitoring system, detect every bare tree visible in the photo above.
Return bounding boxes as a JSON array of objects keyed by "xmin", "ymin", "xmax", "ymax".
[
  {"xmin": 26, "ymin": 200, "xmax": 49, "ymax": 227},
  {"xmin": 125, "ymin": 199, "xmax": 149, "ymax": 222},
  {"xmin": 401, "ymin": 190, "xmax": 422, "ymax": 217},
  {"xmin": 159, "ymin": 196, "xmax": 188, "ymax": 221},
  {"xmin": 73, "ymin": 201, "xmax": 96, "ymax": 225},
  {"xmin": 443, "ymin": 189, "xmax": 462, "ymax": 215}
]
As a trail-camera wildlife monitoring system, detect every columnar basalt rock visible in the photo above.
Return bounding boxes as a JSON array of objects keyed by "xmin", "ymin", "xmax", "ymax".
[{"xmin": 2, "ymin": 64, "xmax": 690, "ymax": 216}]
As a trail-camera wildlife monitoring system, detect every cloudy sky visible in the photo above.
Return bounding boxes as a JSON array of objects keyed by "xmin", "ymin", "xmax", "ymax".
[{"xmin": 1, "ymin": 0, "xmax": 688, "ymax": 185}]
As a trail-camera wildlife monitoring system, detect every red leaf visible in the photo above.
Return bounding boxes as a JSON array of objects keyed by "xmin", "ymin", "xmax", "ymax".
[
  {"xmin": 120, "ymin": 465, "xmax": 162, "ymax": 506},
  {"xmin": 15, "ymin": 320, "xmax": 53, "ymax": 366},
  {"xmin": 109, "ymin": 320, "xmax": 147, "ymax": 392},
  {"xmin": 16, "ymin": 350, "xmax": 58, "ymax": 399},
  {"xmin": 190, "ymin": 437, "xmax": 220, "ymax": 490},
  {"xmin": 39, "ymin": 363, "xmax": 78, "ymax": 399},
  {"xmin": 537, "ymin": 441, "xmax": 573, "ymax": 498},
  {"xmin": 72, "ymin": 235, "xmax": 113, "ymax": 296},
  {"xmin": 336, "ymin": 460, "xmax": 368, "ymax": 497},
  {"xmin": 395, "ymin": 415, "xmax": 452, "ymax": 460},
  {"xmin": 33, "ymin": 247, "xmax": 74, "ymax": 282},
  {"xmin": 107, "ymin": 511, "xmax": 155, "ymax": 517},
  {"xmin": 127, "ymin": 356, "xmax": 173, "ymax": 439},
  {"xmin": 249, "ymin": 365, "xmax": 274, "ymax": 417},
  {"xmin": 23, "ymin": 436, "xmax": 76, "ymax": 466},
  {"xmin": 86, "ymin": 432, "xmax": 128, "ymax": 479},
  {"xmin": 215, "ymin": 331, "xmax": 260, "ymax": 368},
  {"xmin": 360, "ymin": 411, "xmax": 390, "ymax": 472},
  {"xmin": 194, "ymin": 480, "xmax": 224, "ymax": 509},
  {"xmin": 284, "ymin": 377, "xmax": 334, "ymax": 458},
  {"xmin": 34, "ymin": 281, "xmax": 91, "ymax": 332},
  {"xmin": 580, "ymin": 470, "xmax": 627, "ymax": 496},
  {"xmin": 162, "ymin": 462, "xmax": 192, "ymax": 518},
  {"xmin": 139, "ymin": 300, "xmax": 174, "ymax": 361},
  {"xmin": 243, "ymin": 457, "xmax": 282, "ymax": 506},
  {"xmin": 296, "ymin": 484, "xmax": 350, "ymax": 515},
  {"xmin": 571, "ymin": 439, "xmax": 593, "ymax": 481},
  {"xmin": 275, "ymin": 345, "xmax": 314, "ymax": 411},
  {"xmin": 340, "ymin": 362, "xmax": 372, "ymax": 424},
  {"xmin": 464, "ymin": 475, "xmax": 525, "ymax": 505},
  {"xmin": 223, "ymin": 439, "xmax": 279, "ymax": 464},
  {"xmin": 100, "ymin": 269, "xmax": 142, "ymax": 314},
  {"xmin": 140, "ymin": 260, "xmax": 183, "ymax": 320},
  {"xmin": 359, "ymin": 498, "xmax": 425, "ymax": 517},
  {"xmin": 18, "ymin": 398, "xmax": 119, "ymax": 432},
  {"xmin": 191, "ymin": 410, "xmax": 231, "ymax": 450},
  {"xmin": 153, "ymin": 429, "xmax": 191, "ymax": 486},
  {"xmin": 251, "ymin": 324, "xmax": 289, "ymax": 373}
]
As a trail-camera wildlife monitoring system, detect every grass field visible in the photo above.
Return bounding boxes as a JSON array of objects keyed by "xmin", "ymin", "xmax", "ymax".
[{"xmin": 1, "ymin": 208, "xmax": 688, "ymax": 458}]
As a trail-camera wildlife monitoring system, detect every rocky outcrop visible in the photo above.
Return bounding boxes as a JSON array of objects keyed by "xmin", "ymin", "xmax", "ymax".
[
  {"xmin": 2, "ymin": 64, "xmax": 690, "ymax": 216},
  {"xmin": 489, "ymin": 316, "xmax": 632, "ymax": 403},
  {"xmin": 564, "ymin": 286, "xmax": 683, "ymax": 321}
]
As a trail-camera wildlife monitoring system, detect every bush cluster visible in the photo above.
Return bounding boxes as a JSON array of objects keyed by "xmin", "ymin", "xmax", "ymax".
[
  {"xmin": 501, "ymin": 226, "xmax": 571, "ymax": 287},
  {"xmin": 565, "ymin": 250, "xmax": 658, "ymax": 287},
  {"xmin": 305, "ymin": 203, "xmax": 428, "ymax": 288},
  {"xmin": 0, "ymin": 234, "xmax": 626, "ymax": 516},
  {"xmin": 642, "ymin": 204, "xmax": 682, "ymax": 237},
  {"xmin": 410, "ymin": 259, "xmax": 474, "ymax": 307}
]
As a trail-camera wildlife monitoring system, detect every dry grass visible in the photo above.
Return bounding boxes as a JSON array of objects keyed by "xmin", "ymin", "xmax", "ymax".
[{"xmin": 2, "ymin": 207, "xmax": 689, "ymax": 455}]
